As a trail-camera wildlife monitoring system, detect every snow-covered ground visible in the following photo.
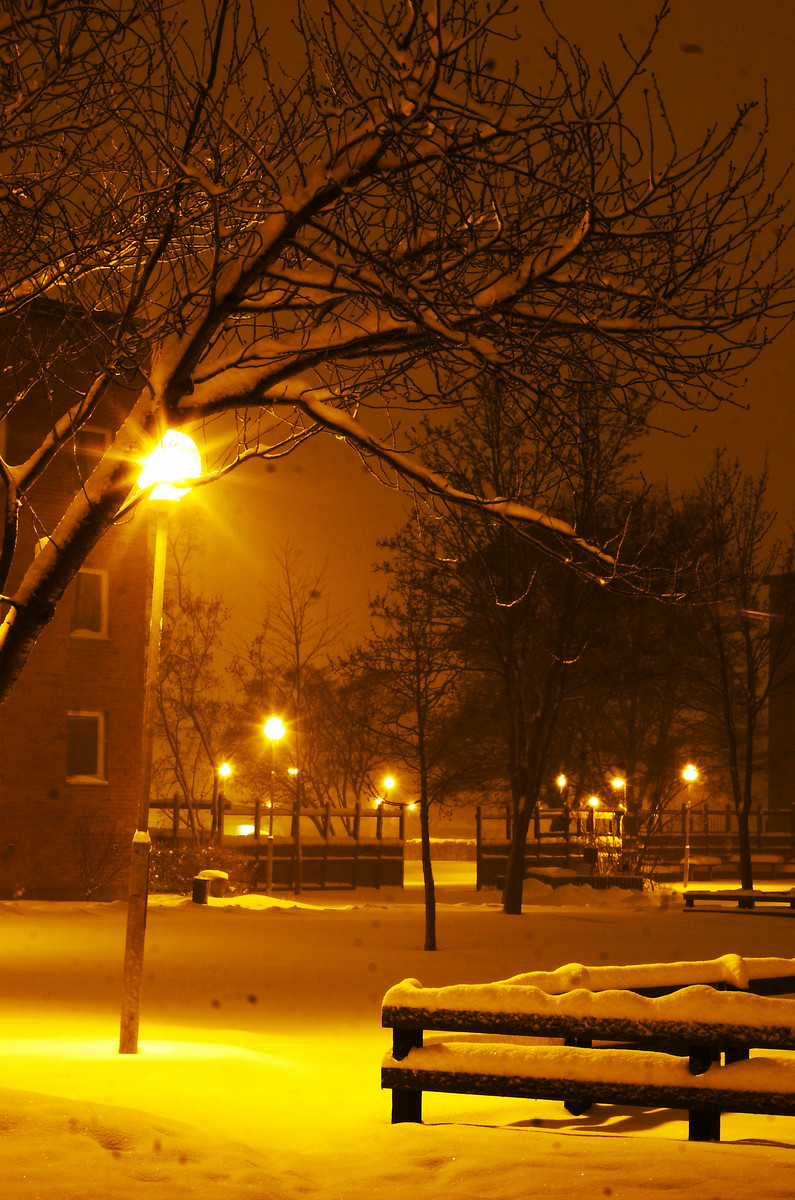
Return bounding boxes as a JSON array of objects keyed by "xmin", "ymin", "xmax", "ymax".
[{"xmin": 2, "ymin": 870, "xmax": 795, "ymax": 1199}]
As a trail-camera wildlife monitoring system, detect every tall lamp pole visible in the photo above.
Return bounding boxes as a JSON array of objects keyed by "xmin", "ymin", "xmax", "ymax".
[
  {"xmin": 682, "ymin": 763, "xmax": 699, "ymax": 888},
  {"xmin": 263, "ymin": 717, "xmax": 285, "ymax": 894},
  {"xmin": 119, "ymin": 431, "xmax": 201, "ymax": 1055}
]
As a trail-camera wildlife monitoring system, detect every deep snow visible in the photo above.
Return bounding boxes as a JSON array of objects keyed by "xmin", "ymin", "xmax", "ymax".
[{"xmin": 2, "ymin": 866, "xmax": 795, "ymax": 1199}]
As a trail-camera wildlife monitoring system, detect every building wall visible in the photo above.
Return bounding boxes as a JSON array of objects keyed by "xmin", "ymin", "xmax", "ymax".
[
  {"xmin": 767, "ymin": 572, "xmax": 795, "ymax": 826},
  {"xmin": 0, "ymin": 306, "xmax": 148, "ymax": 899}
]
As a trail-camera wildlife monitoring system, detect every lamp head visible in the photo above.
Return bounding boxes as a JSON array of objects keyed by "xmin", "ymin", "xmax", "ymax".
[
  {"xmin": 138, "ymin": 431, "xmax": 201, "ymax": 501},
  {"xmin": 263, "ymin": 717, "xmax": 286, "ymax": 742}
]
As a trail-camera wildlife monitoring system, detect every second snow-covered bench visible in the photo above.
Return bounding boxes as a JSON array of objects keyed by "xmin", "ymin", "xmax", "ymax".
[{"xmin": 381, "ymin": 956, "xmax": 795, "ymax": 1141}]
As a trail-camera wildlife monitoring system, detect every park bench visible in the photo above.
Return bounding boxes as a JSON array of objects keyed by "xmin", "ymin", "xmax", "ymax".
[
  {"xmin": 684, "ymin": 889, "xmax": 795, "ymax": 912},
  {"xmin": 381, "ymin": 956, "xmax": 795, "ymax": 1141}
]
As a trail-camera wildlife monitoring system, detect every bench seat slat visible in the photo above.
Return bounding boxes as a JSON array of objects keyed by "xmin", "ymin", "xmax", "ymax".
[
  {"xmin": 382, "ymin": 1005, "xmax": 795, "ymax": 1050},
  {"xmin": 382, "ymin": 1065, "xmax": 795, "ymax": 1117},
  {"xmin": 384, "ymin": 1043, "xmax": 795, "ymax": 1092}
]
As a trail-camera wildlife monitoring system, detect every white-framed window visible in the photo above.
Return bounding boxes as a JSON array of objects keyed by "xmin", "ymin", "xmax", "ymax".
[
  {"xmin": 74, "ymin": 426, "xmax": 110, "ymax": 483},
  {"xmin": 66, "ymin": 711, "xmax": 106, "ymax": 783},
  {"xmin": 70, "ymin": 568, "xmax": 109, "ymax": 638}
]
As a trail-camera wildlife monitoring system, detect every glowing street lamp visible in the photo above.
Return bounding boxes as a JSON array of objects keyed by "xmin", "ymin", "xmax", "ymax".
[
  {"xmin": 119, "ymin": 430, "xmax": 200, "ymax": 1056},
  {"xmin": 682, "ymin": 763, "xmax": 700, "ymax": 887},
  {"xmin": 585, "ymin": 794, "xmax": 600, "ymax": 837},
  {"xmin": 136, "ymin": 430, "xmax": 202, "ymax": 501},
  {"xmin": 610, "ymin": 777, "xmax": 627, "ymax": 808},
  {"xmin": 375, "ymin": 775, "xmax": 397, "ymax": 808},
  {"xmin": 263, "ymin": 717, "xmax": 286, "ymax": 894}
]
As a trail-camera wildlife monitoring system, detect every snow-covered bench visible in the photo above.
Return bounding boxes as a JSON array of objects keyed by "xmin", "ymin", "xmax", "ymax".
[
  {"xmin": 684, "ymin": 889, "xmax": 795, "ymax": 911},
  {"xmin": 381, "ymin": 957, "xmax": 795, "ymax": 1141}
]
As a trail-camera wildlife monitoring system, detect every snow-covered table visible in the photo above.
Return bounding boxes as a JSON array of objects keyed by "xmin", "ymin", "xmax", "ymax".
[{"xmin": 381, "ymin": 956, "xmax": 795, "ymax": 1141}]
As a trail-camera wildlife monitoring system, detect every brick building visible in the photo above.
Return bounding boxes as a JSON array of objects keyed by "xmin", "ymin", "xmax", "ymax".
[{"xmin": 0, "ymin": 304, "xmax": 148, "ymax": 899}]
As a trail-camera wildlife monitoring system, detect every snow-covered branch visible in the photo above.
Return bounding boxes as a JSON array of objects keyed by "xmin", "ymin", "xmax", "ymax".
[{"xmin": 1, "ymin": 0, "xmax": 793, "ymax": 702}]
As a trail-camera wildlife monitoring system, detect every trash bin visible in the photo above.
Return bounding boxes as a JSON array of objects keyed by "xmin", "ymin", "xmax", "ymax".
[{"xmin": 192, "ymin": 869, "xmax": 229, "ymax": 904}]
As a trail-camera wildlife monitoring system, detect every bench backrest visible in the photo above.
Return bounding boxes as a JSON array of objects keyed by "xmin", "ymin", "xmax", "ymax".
[{"xmin": 382, "ymin": 977, "xmax": 795, "ymax": 1050}]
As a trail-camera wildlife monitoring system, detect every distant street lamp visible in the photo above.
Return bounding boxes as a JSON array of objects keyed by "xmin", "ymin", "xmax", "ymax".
[
  {"xmin": 682, "ymin": 763, "xmax": 700, "ymax": 887},
  {"xmin": 263, "ymin": 717, "xmax": 286, "ymax": 894},
  {"xmin": 610, "ymin": 777, "xmax": 627, "ymax": 808},
  {"xmin": 119, "ymin": 430, "xmax": 201, "ymax": 1056}
]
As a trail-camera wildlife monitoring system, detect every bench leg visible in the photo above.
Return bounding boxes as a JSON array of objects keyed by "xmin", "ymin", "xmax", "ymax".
[
  {"xmin": 564, "ymin": 1100, "xmax": 593, "ymax": 1116},
  {"xmin": 564, "ymin": 1037, "xmax": 593, "ymax": 1114},
  {"xmin": 392, "ymin": 1088, "xmax": 422, "ymax": 1123},
  {"xmin": 689, "ymin": 1109, "xmax": 721, "ymax": 1141}
]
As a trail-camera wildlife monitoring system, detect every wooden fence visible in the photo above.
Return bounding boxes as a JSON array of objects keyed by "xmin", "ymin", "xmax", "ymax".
[
  {"xmin": 476, "ymin": 802, "xmax": 795, "ymax": 886},
  {"xmin": 150, "ymin": 797, "xmax": 405, "ymax": 891}
]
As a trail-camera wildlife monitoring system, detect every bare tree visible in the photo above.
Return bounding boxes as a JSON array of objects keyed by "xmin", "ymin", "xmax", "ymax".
[
  {"xmin": 362, "ymin": 548, "xmax": 472, "ymax": 950},
  {"xmin": 682, "ymin": 453, "xmax": 795, "ymax": 889},
  {"xmin": 394, "ymin": 374, "xmax": 644, "ymax": 914},
  {"xmin": 155, "ymin": 567, "xmax": 234, "ymax": 844},
  {"xmin": 557, "ymin": 586, "xmax": 694, "ymax": 873},
  {"xmin": 1, "ymin": 0, "xmax": 792, "ymax": 704},
  {"xmin": 232, "ymin": 544, "xmax": 347, "ymax": 816}
]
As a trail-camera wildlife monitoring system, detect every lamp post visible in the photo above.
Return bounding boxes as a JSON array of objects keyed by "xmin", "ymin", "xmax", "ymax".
[
  {"xmin": 287, "ymin": 766, "xmax": 301, "ymax": 895},
  {"xmin": 119, "ymin": 430, "xmax": 201, "ymax": 1055},
  {"xmin": 263, "ymin": 716, "xmax": 285, "ymax": 894},
  {"xmin": 213, "ymin": 761, "xmax": 231, "ymax": 844},
  {"xmin": 611, "ymin": 776, "xmax": 627, "ymax": 841},
  {"xmin": 554, "ymin": 773, "xmax": 570, "ymax": 855},
  {"xmin": 682, "ymin": 763, "xmax": 699, "ymax": 887}
]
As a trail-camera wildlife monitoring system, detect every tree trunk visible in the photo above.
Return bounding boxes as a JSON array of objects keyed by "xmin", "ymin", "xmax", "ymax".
[
  {"xmin": 736, "ymin": 806, "xmax": 754, "ymax": 891},
  {"xmin": 420, "ymin": 797, "xmax": 436, "ymax": 951},
  {"xmin": 502, "ymin": 801, "xmax": 532, "ymax": 915}
]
